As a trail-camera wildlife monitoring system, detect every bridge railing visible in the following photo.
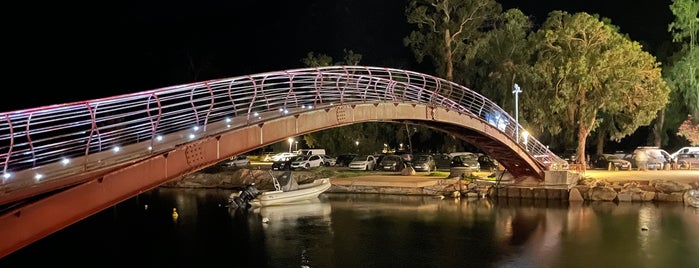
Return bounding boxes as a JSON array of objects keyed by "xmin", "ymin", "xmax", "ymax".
[{"xmin": 0, "ymin": 66, "xmax": 557, "ymax": 192}]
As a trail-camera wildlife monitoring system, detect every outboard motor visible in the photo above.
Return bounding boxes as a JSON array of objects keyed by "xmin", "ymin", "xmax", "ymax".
[{"xmin": 230, "ymin": 183, "xmax": 259, "ymax": 209}]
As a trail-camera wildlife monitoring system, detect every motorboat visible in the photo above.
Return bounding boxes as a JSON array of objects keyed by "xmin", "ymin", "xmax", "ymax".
[
  {"xmin": 683, "ymin": 189, "xmax": 699, "ymax": 208},
  {"xmin": 229, "ymin": 171, "xmax": 331, "ymax": 208}
]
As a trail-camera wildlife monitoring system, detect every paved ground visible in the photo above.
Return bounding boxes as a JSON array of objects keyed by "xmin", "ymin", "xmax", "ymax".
[
  {"xmin": 330, "ymin": 169, "xmax": 699, "ymax": 187},
  {"xmin": 578, "ymin": 169, "xmax": 699, "ymax": 183}
]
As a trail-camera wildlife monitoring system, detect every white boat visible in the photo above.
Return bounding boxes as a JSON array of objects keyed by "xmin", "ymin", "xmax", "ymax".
[
  {"xmin": 230, "ymin": 171, "xmax": 332, "ymax": 207},
  {"xmin": 683, "ymin": 189, "xmax": 699, "ymax": 208}
]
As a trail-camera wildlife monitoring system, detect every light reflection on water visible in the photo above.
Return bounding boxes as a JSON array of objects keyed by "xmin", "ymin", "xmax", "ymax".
[{"xmin": 1, "ymin": 189, "xmax": 698, "ymax": 268}]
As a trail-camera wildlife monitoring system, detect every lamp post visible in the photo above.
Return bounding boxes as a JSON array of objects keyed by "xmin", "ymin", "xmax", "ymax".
[
  {"xmin": 513, "ymin": 83, "xmax": 522, "ymax": 141},
  {"xmin": 355, "ymin": 141, "xmax": 359, "ymax": 153},
  {"xmin": 288, "ymin": 138, "xmax": 294, "ymax": 153}
]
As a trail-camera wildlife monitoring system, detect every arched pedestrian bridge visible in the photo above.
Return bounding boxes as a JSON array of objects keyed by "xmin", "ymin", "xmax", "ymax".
[{"xmin": 0, "ymin": 66, "xmax": 565, "ymax": 257}]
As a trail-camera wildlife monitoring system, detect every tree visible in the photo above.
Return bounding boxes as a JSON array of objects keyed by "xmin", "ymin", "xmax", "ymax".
[
  {"xmin": 652, "ymin": 0, "xmax": 699, "ymax": 147},
  {"xmin": 465, "ymin": 8, "xmax": 533, "ymax": 118},
  {"xmin": 527, "ymin": 11, "xmax": 670, "ymax": 165},
  {"xmin": 404, "ymin": 0, "xmax": 501, "ymax": 86},
  {"xmin": 677, "ymin": 115, "xmax": 699, "ymax": 146},
  {"xmin": 300, "ymin": 52, "xmax": 334, "ymax": 67}
]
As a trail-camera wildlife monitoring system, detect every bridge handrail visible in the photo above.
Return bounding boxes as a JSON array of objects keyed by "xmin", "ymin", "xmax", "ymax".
[{"xmin": 0, "ymin": 66, "xmax": 556, "ymax": 189}]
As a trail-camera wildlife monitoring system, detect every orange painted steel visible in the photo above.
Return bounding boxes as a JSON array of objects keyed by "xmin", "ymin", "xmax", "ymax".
[{"xmin": 0, "ymin": 103, "xmax": 544, "ymax": 258}]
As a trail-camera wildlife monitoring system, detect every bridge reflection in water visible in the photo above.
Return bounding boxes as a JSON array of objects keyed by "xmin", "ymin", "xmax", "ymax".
[
  {"xmin": 0, "ymin": 66, "xmax": 562, "ymax": 257},
  {"xmin": 1, "ymin": 190, "xmax": 697, "ymax": 267}
]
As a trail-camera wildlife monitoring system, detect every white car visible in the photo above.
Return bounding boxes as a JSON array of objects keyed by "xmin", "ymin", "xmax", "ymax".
[
  {"xmin": 272, "ymin": 152, "xmax": 297, "ymax": 162},
  {"xmin": 320, "ymin": 155, "xmax": 337, "ymax": 166},
  {"xmin": 221, "ymin": 155, "xmax": 250, "ymax": 167},
  {"xmin": 348, "ymin": 155, "xmax": 376, "ymax": 170},
  {"xmin": 291, "ymin": 154, "xmax": 324, "ymax": 170}
]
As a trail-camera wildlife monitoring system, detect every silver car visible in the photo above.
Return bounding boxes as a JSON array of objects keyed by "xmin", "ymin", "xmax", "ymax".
[{"xmin": 348, "ymin": 155, "xmax": 376, "ymax": 171}]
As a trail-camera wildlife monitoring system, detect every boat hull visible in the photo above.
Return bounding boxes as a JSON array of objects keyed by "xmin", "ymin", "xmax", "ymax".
[{"xmin": 250, "ymin": 178, "xmax": 331, "ymax": 207}]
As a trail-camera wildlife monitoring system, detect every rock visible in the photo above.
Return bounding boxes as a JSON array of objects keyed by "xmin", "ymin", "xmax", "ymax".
[
  {"xmin": 401, "ymin": 167, "xmax": 416, "ymax": 176},
  {"xmin": 653, "ymin": 180, "xmax": 692, "ymax": 194},
  {"xmin": 568, "ymin": 188, "xmax": 584, "ymax": 202},
  {"xmin": 589, "ymin": 186, "xmax": 617, "ymax": 201}
]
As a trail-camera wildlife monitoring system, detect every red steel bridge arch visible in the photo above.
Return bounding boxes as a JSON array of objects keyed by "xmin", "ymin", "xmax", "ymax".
[{"xmin": 0, "ymin": 66, "xmax": 561, "ymax": 258}]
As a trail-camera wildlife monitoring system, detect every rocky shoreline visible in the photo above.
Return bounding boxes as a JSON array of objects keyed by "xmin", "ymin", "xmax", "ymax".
[{"xmin": 163, "ymin": 167, "xmax": 699, "ymax": 205}]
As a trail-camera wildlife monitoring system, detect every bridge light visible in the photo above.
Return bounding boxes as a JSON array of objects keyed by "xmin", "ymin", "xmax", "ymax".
[
  {"xmin": 225, "ymin": 117, "xmax": 232, "ymax": 123},
  {"xmin": 61, "ymin": 158, "xmax": 70, "ymax": 166},
  {"xmin": 148, "ymin": 146, "xmax": 153, "ymax": 151},
  {"xmin": 188, "ymin": 134, "xmax": 196, "ymax": 140},
  {"xmin": 156, "ymin": 135, "xmax": 163, "ymax": 141},
  {"xmin": 522, "ymin": 131, "xmax": 529, "ymax": 147},
  {"xmin": 112, "ymin": 146, "xmax": 121, "ymax": 153},
  {"xmin": 3, "ymin": 172, "xmax": 12, "ymax": 180},
  {"xmin": 192, "ymin": 126, "xmax": 200, "ymax": 131},
  {"xmin": 34, "ymin": 173, "xmax": 44, "ymax": 181}
]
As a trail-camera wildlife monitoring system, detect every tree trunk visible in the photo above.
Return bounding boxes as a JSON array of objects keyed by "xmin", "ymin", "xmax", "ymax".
[
  {"xmin": 652, "ymin": 109, "xmax": 665, "ymax": 147},
  {"xmin": 443, "ymin": 28, "xmax": 454, "ymax": 83},
  {"xmin": 577, "ymin": 123, "xmax": 589, "ymax": 170},
  {"xmin": 596, "ymin": 132, "xmax": 604, "ymax": 155}
]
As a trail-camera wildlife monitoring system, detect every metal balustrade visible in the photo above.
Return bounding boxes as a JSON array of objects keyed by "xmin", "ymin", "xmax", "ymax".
[{"xmin": 0, "ymin": 66, "xmax": 558, "ymax": 188}]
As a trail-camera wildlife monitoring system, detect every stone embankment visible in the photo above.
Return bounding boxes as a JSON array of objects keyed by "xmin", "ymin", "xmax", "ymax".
[{"xmin": 163, "ymin": 167, "xmax": 699, "ymax": 205}]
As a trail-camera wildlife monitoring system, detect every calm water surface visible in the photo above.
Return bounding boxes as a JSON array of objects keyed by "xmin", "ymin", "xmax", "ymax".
[{"xmin": 1, "ymin": 188, "xmax": 698, "ymax": 268}]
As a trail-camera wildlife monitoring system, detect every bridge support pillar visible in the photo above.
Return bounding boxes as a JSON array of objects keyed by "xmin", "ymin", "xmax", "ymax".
[{"xmin": 542, "ymin": 171, "xmax": 580, "ymax": 189}]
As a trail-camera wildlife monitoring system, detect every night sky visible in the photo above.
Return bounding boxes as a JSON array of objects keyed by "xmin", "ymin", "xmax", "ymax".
[{"xmin": 7, "ymin": 0, "xmax": 673, "ymax": 112}]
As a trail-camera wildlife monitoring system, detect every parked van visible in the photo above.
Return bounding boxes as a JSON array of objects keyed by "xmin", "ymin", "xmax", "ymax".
[
  {"xmin": 296, "ymin": 149, "xmax": 326, "ymax": 156},
  {"xmin": 670, "ymin": 147, "xmax": 699, "ymax": 159}
]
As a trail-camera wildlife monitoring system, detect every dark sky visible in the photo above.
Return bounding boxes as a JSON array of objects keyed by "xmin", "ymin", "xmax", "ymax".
[{"xmin": 6, "ymin": 0, "xmax": 673, "ymax": 112}]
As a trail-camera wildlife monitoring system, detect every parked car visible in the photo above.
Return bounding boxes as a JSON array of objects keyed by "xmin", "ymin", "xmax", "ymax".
[
  {"xmin": 560, "ymin": 149, "xmax": 578, "ymax": 164},
  {"xmin": 271, "ymin": 152, "xmax": 297, "ymax": 162},
  {"xmin": 590, "ymin": 154, "xmax": 632, "ymax": 170},
  {"xmin": 376, "ymin": 155, "xmax": 406, "ymax": 171},
  {"xmin": 335, "ymin": 154, "xmax": 357, "ymax": 167},
  {"xmin": 397, "ymin": 153, "xmax": 413, "ymax": 165},
  {"xmin": 433, "ymin": 153, "xmax": 452, "ymax": 169},
  {"xmin": 291, "ymin": 154, "xmax": 324, "ymax": 170},
  {"xmin": 320, "ymin": 154, "xmax": 337, "ymax": 166},
  {"xmin": 261, "ymin": 153, "xmax": 278, "ymax": 162},
  {"xmin": 272, "ymin": 155, "xmax": 302, "ymax": 171},
  {"xmin": 412, "ymin": 154, "xmax": 436, "ymax": 172},
  {"xmin": 670, "ymin": 146, "xmax": 699, "ymax": 159},
  {"xmin": 676, "ymin": 153, "xmax": 699, "ymax": 169},
  {"xmin": 629, "ymin": 147, "xmax": 672, "ymax": 170},
  {"xmin": 533, "ymin": 154, "xmax": 569, "ymax": 170},
  {"xmin": 476, "ymin": 154, "xmax": 499, "ymax": 172},
  {"xmin": 348, "ymin": 155, "xmax": 376, "ymax": 170},
  {"xmin": 450, "ymin": 153, "xmax": 481, "ymax": 172},
  {"xmin": 220, "ymin": 155, "xmax": 250, "ymax": 167}
]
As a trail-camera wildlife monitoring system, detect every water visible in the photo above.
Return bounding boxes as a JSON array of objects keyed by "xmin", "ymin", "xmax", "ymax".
[{"xmin": 1, "ymin": 188, "xmax": 698, "ymax": 268}]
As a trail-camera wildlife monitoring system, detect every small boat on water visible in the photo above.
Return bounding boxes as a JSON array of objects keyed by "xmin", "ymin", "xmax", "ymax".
[
  {"xmin": 683, "ymin": 189, "xmax": 699, "ymax": 208},
  {"xmin": 229, "ymin": 171, "xmax": 332, "ymax": 208}
]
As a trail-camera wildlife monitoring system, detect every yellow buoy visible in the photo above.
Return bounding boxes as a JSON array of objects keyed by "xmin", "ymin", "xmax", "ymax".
[{"xmin": 172, "ymin": 208, "xmax": 179, "ymax": 220}]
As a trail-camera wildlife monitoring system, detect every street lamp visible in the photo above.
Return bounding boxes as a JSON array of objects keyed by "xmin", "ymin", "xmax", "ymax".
[
  {"xmin": 513, "ymin": 83, "xmax": 522, "ymax": 141},
  {"xmin": 288, "ymin": 138, "xmax": 294, "ymax": 153},
  {"xmin": 294, "ymin": 141, "xmax": 298, "ymax": 151},
  {"xmin": 355, "ymin": 141, "xmax": 359, "ymax": 153}
]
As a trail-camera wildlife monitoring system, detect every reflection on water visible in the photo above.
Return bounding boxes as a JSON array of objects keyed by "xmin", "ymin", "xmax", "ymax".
[{"xmin": 1, "ymin": 189, "xmax": 698, "ymax": 268}]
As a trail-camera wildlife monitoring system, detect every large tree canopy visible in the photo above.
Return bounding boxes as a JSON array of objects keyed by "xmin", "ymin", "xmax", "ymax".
[
  {"xmin": 467, "ymin": 8, "xmax": 533, "ymax": 112},
  {"xmin": 667, "ymin": 0, "xmax": 699, "ymax": 120},
  {"xmin": 404, "ymin": 0, "xmax": 501, "ymax": 87},
  {"xmin": 525, "ymin": 11, "xmax": 670, "ymax": 164}
]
